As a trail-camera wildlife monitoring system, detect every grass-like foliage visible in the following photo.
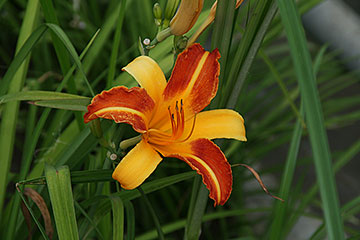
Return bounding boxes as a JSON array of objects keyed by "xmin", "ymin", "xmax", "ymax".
[{"xmin": 1, "ymin": 0, "xmax": 359, "ymax": 239}]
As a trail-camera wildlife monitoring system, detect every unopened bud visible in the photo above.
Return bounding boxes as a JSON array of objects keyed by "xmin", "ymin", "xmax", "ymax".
[
  {"xmin": 164, "ymin": 0, "xmax": 180, "ymax": 20},
  {"xmin": 170, "ymin": 0, "xmax": 204, "ymax": 36},
  {"xmin": 153, "ymin": 3, "xmax": 162, "ymax": 19}
]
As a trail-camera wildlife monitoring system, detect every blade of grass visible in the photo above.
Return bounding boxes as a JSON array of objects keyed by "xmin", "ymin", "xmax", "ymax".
[
  {"xmin": 311, "ymin": 195, "xmax": 360, "ymax": 240},
  {"xmin": 74, "ymin": 200, "xmax": 105, "ymax": 240},
  {"xmin": 45, "ymin": 165, "xmax": 79, "ymax": 240},
  {"xmin": 110, "ymin": 196, "xmax": 124, "ymax": 240},
  {"xmin": 124, "ymin": 200, "xmax": 135, "ymax": 240},
  {"xmin": 44, "ymin": 23, "xmax": 94, "ymax": 97},
  {"xmin": 33, "ymin": 98, "xmax": 90, "ymax": 111},
  {"xmin": 137, "ymin": 207, "xmax": 271, "ymax": 240},
  {"xmin": 39, "ymin": 0, "xmax": 75, "ymax": 92},
  {"xmin": 258, "ymin": 50, "xmax": 306, "ymax": 128},
  {"xmin": 276, "ymin": 0, "xmax": 345, "ymax": 239},
  {"xmin": 268, "ymin": 104, "xmax": 304, "ymax": 239},
  {"xmin": 106, "ymin": 0, "xmax": 126, "ymax": 88},
  {"xmin": 211, "ymin": 0, "xmax": 236, "ymax": 108},
  {"xmin": 0, "ymin": 90, "xmax": 89, "ymax": 104},
  {"xmin": 138, "ymin": 187, "xmax": 164, "ymax": 240},
  {"xmin": 0, "ymin": 0, "xmax": 40, "ymax": 222},
  {"xmin": 284, "ymin": 138, "xmax": 360, "ymax": 236},
  {"xmin": 185, "ymin": 182, "xmax": 209, "ymax": 240},
  {"xmin": 16, "ymin": 186, "xmax": 50, "ymax": 240},
  {"xmin": 226, "ymin": 0, "xmax": 277, "ymax": 109}
]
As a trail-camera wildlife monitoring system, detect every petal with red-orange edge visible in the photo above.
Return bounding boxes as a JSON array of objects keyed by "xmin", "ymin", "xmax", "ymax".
[
  {"xmin": 162, "ymin": 43, "xmax": 220, "ymax": 114},
  {"xmin": 113, "ymin": 140, "xmax": 163, "ymax": 189},
  {"xmin": 153, "ymin": 138, "xmax": 232, "ymax": 206},
  {"xmin": 84, "ymin": 86, "xmax": 155, "ymax": 133},
  {"xmin": 123, "ymin": 56, "xmax": 167, "ymax": 102}
]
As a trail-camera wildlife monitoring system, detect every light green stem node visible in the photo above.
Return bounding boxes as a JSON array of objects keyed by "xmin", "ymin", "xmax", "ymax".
[{"xmin": 119, "ymin": 135, "xmax": 142, "ymax": 150}]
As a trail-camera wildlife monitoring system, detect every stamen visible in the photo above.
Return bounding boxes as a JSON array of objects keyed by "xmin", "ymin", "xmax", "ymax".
[
  {"xmin": 168, "ymin": 106, "xmax": 176, "ymax": 136},
  {"xmin": 178, "ymin": 114, "xmax": 197, "ymax": 142}
]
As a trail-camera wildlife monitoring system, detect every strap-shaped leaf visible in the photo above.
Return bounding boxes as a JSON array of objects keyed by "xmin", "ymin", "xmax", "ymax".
[
  {"xmin": 0, "ymin": 91, "xmax": 89, "ymax": 104},
  {"xmin": 45, "ymin": 165, "xmax": 79, "ymax": 240}
]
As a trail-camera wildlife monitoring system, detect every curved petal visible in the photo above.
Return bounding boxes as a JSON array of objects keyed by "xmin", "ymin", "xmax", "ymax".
[
  {"xmin": 186, "ymin": 109, "xmax": 247, "ymax": 141},
  {"xmin": 153, "ymin": 138, "xmax": 232, "ymax": 206},
  {"xmin": 84, "ymin": 86, "xmax": 155, "ymax": 133},
  {"xmin": 113, "ymin": 139, "xmax": 163, "ymax": 189},
  {"xmin": 163, "ymin": 43, "xmax": 220, "ymax": 114},
  {"xmin": 123, "ymin": 56, "xmax": 167, "ymax": 102}
]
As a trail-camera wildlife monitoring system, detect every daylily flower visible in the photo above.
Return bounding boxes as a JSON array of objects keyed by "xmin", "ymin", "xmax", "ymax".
[
  {"xmin": 84, "ymin": 44, "xmax": 246, "ymax": 205},
  {"xmin": 170, "ymin": 0, "xmax": 204, "ymax": 35}
]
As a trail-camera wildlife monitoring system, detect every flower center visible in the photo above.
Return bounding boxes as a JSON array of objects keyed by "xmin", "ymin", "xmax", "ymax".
[{"xmin": 145, "ymin": 100, "xmax": 196, "ymax": 145}]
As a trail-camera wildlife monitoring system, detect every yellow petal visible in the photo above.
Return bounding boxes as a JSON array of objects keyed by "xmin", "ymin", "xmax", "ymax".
[
  {"xmin": 123, "ymin": 56, "xmax": 167, "ymax": 102},
  {"xmin": 112, "ymin": 140, "xmax": 162, "ymax": 189},
  {"xmin": 186, "ymin": 109, "xmax": 247, "ymax": 141}
]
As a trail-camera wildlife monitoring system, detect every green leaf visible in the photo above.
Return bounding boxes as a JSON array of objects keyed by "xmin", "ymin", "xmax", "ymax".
[
  {"xmin": 44, "ymin": 23, "xmax": 94, "ymax": 96},
  {"xmin": 45, "ymin": 165, "xmax": 79, "ymax": 240},
  {"xmin": 0, "ymin": 1, "xmax": 41, "ymax": 235},
  {"xmin": 276, "ymin": 0, "xmax": 345, "ymax": 238},
  {"xmin": 34, "ymin": 99, "xmax": 90, "ymax": 111},
  {"xmin": 110, "ymin": 196, "xmax": 124, "ymax": 240},
  {"xmin": 124, "ymin": 201, "xmax": 135, "ymax": 240},
  {"xmin": 0, "ymin": 91, "xmax": 89, "ymax": 104}
]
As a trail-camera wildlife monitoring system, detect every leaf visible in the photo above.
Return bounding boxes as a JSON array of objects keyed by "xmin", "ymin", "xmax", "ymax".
[
  {"xmin": 276, "ymin": 0, "xmax": 345, "ymax": 238},
  {"xmin": 45, "ymin": 165, "xmax": 79, "ymax": 240},
  {"xmin": 110, "ymin": 196, "xmax": 124, "ymax": 240},
  {"xmin": 0, "ymin": 91, "xmax": 89, "ymax": 104},
  {"xmin": 33, "ymin": 99, "xmax": 90, "ymax": 111}
]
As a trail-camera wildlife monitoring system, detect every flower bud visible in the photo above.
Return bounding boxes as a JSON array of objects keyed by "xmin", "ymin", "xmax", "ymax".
[
  {"xmin": 153, "ymin": 2, "xmax": 162, "ymax": 26},
  {"xmin": 164, "ymin": 0, "xmax": 180, "ymax": 20},
  {"xmin": 170, "ymin": 0, "xmax": 204, "ymax": 36}
]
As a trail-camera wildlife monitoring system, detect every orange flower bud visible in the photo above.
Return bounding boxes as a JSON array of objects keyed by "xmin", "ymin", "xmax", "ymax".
[{"xmin": 170, "ymin": 0, "xmax": 204, "ymax": 36}]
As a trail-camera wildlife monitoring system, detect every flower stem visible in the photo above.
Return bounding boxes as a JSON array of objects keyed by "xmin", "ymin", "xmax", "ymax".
[{"xmin": 138, "ymin": 187, "xmax": 165, "ymax": 240}]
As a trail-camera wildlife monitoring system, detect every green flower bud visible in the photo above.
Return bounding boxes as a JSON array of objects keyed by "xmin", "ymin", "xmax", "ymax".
[
  {"xmin": 153, "ymin": 3, "xmax": 162, "ymax": 20},
  {"xmin": 165, "ymin": 0, "xmax": 180, "ymax": 20}
]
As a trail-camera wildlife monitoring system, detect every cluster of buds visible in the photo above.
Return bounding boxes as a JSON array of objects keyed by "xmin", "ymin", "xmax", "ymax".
[{"xmin": 144, "ymin": 0, "xmax": 245, "ymax": 52}]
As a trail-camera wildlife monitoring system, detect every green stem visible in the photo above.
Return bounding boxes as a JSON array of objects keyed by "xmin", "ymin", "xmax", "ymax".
[{"xmin": 138, "ymin": 187, "xmax": 165, "ymax": 240}]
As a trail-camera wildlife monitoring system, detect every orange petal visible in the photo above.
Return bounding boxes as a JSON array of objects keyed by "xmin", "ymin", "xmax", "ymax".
[
  {"xmin": 84, "ymin": 86, "xmax": 155, "ymax": 133},
  {"xmin": 123, "ymin": 56, "xmax": 167, "ymax": 102},
  {"xmin": 163, "ymin": 43, "xmax": 220, "ymax": 114},
  {"xmin": 186, "ymin": 109, "xmax": 247, "ymax": 141},
  {"xmin": 113, "ymin": 140, "xmax": 162, "ymax": 189},
  {"xmin": 153, "ymin": 138, "xmax": 232, "ymax": 206}
]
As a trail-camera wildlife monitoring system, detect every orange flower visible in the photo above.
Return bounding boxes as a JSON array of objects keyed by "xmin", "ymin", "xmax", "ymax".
[{"xmin": 84, "ymin": 44, "xmax": 246, "ymax": 205}]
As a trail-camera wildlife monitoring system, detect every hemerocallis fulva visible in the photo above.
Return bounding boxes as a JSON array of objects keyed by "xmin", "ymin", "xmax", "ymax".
[{"xmin": 84, "ymin": 44, "xmax": 246, "ymax": 205}]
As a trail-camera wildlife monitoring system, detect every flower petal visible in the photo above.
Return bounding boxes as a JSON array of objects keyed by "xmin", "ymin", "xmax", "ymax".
[
  {"xmin": 186, "ymin": 109, "xmax": 247, "ymax": 141},
  {"xmin": 84, "ymin": 86, "xmax": 155, "ymax": 133},
  {"xmin": 163, "ymin": 43, "xmax": 220, "ymax": 114},
  {"xmin": 112, "ymin": 140, "xmax": 162, "ymax": 189},
  {"xmin": 153, "ymin": 138, "xmax": 232, "ymax": 205},
  {"xmin": 123, "ymin": 56, "xmax": 167, "ymax": 102}
]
